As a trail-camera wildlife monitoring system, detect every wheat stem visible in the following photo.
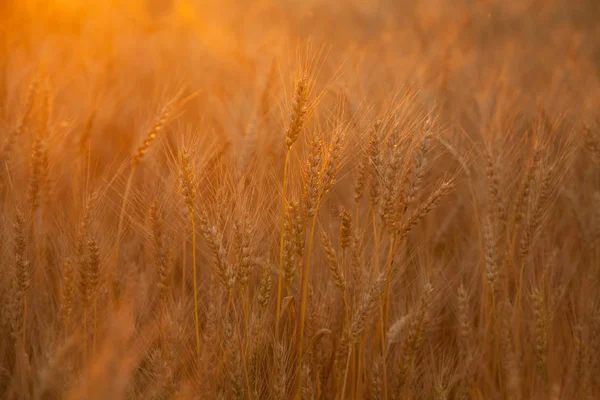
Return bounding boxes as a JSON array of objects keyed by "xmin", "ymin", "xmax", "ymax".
[
  {"xmin": 276, "ymin": 150, "xmax": 291, "ymax": 336},
  {"xmin": 190, "ymin": 210, "xmax": 201, "ymax": 356},
  {"xmin": 341, "ymin": 345, "xmax": 353, "ymax": 400},
  {"xmin": 296, "ymin": 210, "xmax": 318, "ymax": 398}
]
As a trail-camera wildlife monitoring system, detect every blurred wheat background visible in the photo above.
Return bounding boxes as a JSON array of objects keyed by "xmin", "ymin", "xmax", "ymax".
[{"xmin": 1, "ymin": 0, "xmax": 600, "ymax": 399}]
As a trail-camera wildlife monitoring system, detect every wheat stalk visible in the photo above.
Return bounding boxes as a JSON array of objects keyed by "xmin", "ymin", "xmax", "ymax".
[
  {"xmin": 178, "ymin": 149, "xmax": 201, "ymax": 356},
  {"xmin": 277, "ymin": 74, "xmax": 309, "ymax": 336}
]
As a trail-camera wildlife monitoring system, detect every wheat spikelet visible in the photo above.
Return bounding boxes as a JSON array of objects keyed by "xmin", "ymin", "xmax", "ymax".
[
  {"xmin": 339, "ymin": 207, "xmax": 352, "ymax": 253},
  {"xmin": 79, "ymin": 236, "xmax": 99, "ymax": 302},
  {"xmin": 283, "ymin": 201, "xmax": 298, "ymax": 293},
  {"xmin": 77, "ymin": 233, "xmax": 100, "ymax": 357},
  {"xmin": 396, "ymin": 283, "xmax": 434, "ymax": 389},
  {"xmin": 304, "ymin": 133, "xmax": 322, "ymax": 218},
  {"xmin": 368, "ymin": 121, "xmax": 382, "ymax": 209},
  {"xmin": 434, "ymin": 372, "xmax": 449, "ymax": 400},
  {"xmin": 321, "ymin": 129, "xmax": 343, "ymax": 196},
  {"xmin": 60, "ymin": 258, "xmax": 75, "ymax": 333},
  {"xmin": 306, "ymin": 285, "xmax": 318, "ymax": 350},
  {"xmin": 381, "ymin": 130, "xmax": 403, "ymax": 231},
  {"xmin": 530, "ymin": 288, "xmax": 548, "ymax": 384},
  {"xmin": 86, "ymin": 236, "xmax": 100, "ymax": 354},
  {"xmin": 87, "ymin": 238, "xmax": 101, "ymax": 278},
  {"xmin": 204, "ymin": 222, "xmax": 235, "ymax": 292},
  {"xmin": 520, "ymin": 165, "xmax": 553, "ymax": 259},
  {"xmin": 402, "ymin": 122, "xmax": 431, "ymax": 211},
  {"xmin": 285, "ymin": 75, "xmax": 309, "ymax": 149},
  {"xmin": 350, "ymin": 272, "xmax": 386, "ymax": 342},
  {"xmin": 387, "ymin": 314, "xmax": 409, "ymax": 350},
  {"xmin": 572, "ymin": 324, "xmax": 584, "ymax": 392},
  {"xmin": 258, "ymin": 260, "xmax": 272, "ymax": 315},
  {"xmin": 292, "ymin": 203, "xmax": 305, "ymax": 261},
  {"xmin": 178, "ymin": 149, "xmax": 196, "ymax": 212},
  {"xmin": 483, "ymin": 215, "xmax": 500, "ymax": 299},
  {"xmin": 370, "ymin": 355, "xmax": 383, "ymax": 400},
  {"xmin": 335, "ymin": 331, "xmax": 351, "ymax": 396},
  {"xmin": 485, "ymin": 150, "xmax": 506, "ymax": 224},
  {"xmin": 513, "ymin": 143, "xmax": 541, "ymax": 225},
  {"xmin": 132, "ymin": 100, "xmax": 174, "ymax": 167},
  {"xmin": 348, "ymin": 231, "xmax": 364, "ymax": 284},
  {"xmin": 234, "ymin": 215, "xmax": 253, "ymax": 289},
  {"xmin": 27, "ymin": 134, "xmax": 48, "ymax": 215},
  {"xmin": 456, "ymin": 284, "xmax": 472, "ymax": 357},
  {"xmin": 355, "ymin": 152, "xmax": 368, "ymax": 204},
  {"xmin": 12, "ymin": 210, "xmax": 30, "ymax": 346},
  {"xmin": 397, "ymin": 179, "xmax": 455, "ymax": 241},
  {"xmin": 319, "ymin": 229, "xmax": 346, "ymax": 296}
]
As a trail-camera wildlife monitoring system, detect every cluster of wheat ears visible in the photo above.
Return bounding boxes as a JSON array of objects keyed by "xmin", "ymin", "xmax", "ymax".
[{"xmin": 1, "ymin": 1, "xmax": 600, "ymax": 399}]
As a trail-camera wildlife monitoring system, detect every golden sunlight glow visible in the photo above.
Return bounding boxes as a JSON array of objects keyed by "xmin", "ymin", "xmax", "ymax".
[{"xmin": 0, "ymin": 0, "xmax": 598, "ymax": 398}]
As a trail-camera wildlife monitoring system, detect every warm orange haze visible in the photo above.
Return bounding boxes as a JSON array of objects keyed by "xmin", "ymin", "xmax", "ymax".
[{"xmin": 1, "ymin": 0, "xmax": 599, "ymax": 399}]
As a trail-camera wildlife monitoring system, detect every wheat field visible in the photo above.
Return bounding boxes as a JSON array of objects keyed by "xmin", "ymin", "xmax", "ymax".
[{"xmin": 0, "ymin": 0, "xmax": 599, "ymax": 399}]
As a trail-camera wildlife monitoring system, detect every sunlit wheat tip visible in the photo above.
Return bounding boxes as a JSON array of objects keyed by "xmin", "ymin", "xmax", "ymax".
[{"xmin": 285, "ymin": 75, "xmax": 309, "ymax": 149}]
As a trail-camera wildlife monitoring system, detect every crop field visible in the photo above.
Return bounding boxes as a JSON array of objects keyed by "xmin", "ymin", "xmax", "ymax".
[{"xmin": 0, "ymin": 0, "xmax": 599, "ymax": 399}]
